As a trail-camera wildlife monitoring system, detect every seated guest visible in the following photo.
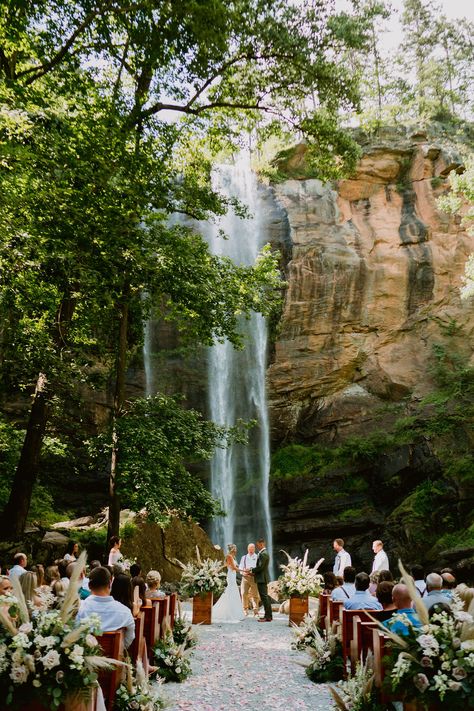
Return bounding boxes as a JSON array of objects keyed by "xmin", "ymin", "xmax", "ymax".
[
  {"xmin": 331, "ymin": 566, "xmax": 356, "ymax": 602},
  {"xmin": 45, "ymin": 565, "xmax": 60, "ymax": 586},
  {"xmin": 441, "ymin": 572, "xmax": 456, "ymax": 599},
  {"xmin": 83, "ymin": 560, "xmax": 101, "ymax": 592},
  {"xmin": 130, "ymin": 563, "xmax": 141, "ymax": 578},
  {"xmin": 63, "ymin": 541, "xmax": 79, "ymax": 563},
  {"xmin": 322, "ymin": 572, "xmax": 338, "ymax": 594},
  {"xmin": 58, "ymin": 559, "xmax": 70, "ymax": 588},
  {"xmin": 411, "ymin": 565, "xmax": 426, "ymax": 596},
  {"xmin": 335, "ymin": 575, "xmax": 344, "ymax": 587},
  {"xmin": 52, "ymin": 580, "xmax": 67, "ymax": 607},
  {"xmin": 132, "ymin": 573, "xmax": 147, "ymax": 608},
  {"xmin": 67, "ymin": 562, "xmax": 90, "ymax": 600},
  {"xmin": 456, "ymin": 583, "xmax": 474, "ymax": 612},
  {"xmin": 384, "ymin": 584, "xmax": 421, "ymax": 636},
  {"xmin": 145, "ymin": 570, "xmax": 165, "ymax": 599},
  {"xmin": 343, "ymin": 572, "xmax": 383, "ymax": 610},
  {"xmin": 19, "ymin": 572, "xmax": 42, "ymax": 609},
  {"xmin": 376, "ymin": 581, "xmax": 396, "ymax": 621},
  {"xmin": 369, "ymin": 570, "xmax": 380, "ymax": 595},
  {"xmin": 31, "ymin": 564, "xmax": 45, "ymax": 588},
  {"xmin": 423, "ymin": 573, "xmax": 448, "ymax": 612},
  {"xmin": 378, "ymin": 570, "xmax": 394, "ymax": 583},
  {"xmin": 9, "ymin": 553, "xmax": 27, "ymax": 579},
  {"xmin": 111, "ymin": 573, "xmax": 133, "ymax": 611},
  {"xmin": 0, "ymin": 575, "xmax": 13, "ymax": 596},
  {"xmin": 77, "ymin": 567, "xmax": 135, "ymax": 648}
]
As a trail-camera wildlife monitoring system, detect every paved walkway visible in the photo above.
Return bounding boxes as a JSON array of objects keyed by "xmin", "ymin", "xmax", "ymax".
[{"xmin": 162, "ymin": 613, "xmax": 335, "ymax": 711}]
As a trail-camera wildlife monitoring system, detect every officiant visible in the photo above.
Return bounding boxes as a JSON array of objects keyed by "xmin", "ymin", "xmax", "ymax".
[{"xmin": 239, "ymin": 542, "xmax": 260, "ymax": 615}]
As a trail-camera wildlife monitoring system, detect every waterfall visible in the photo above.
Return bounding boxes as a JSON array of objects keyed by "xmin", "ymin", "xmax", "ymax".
[
  {"xmin": 142, "ymin": 153, "xmax": 275, "ymax": 575},
  {"xmin": 204, "ymin": 154, "xmax": 274, "ymax": 572}
]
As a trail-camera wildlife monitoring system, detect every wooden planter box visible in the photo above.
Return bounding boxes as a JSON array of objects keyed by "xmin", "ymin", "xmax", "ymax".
[
  {"xmin": 192, "ymin": 591, "xmax": 213, "ymax": 624},
  {"xmin": 289, "ymin": 594, "xmax": 309, "ymax": 627}
]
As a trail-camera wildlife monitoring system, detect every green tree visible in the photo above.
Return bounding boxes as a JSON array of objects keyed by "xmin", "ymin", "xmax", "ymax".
[{"xmin": 0, "ymin": 0, "xmax": 374, "ymax": 537}]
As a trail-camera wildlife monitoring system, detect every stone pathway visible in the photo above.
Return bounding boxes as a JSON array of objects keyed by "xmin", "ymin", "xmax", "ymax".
[{"xmin": 162, "ymin": 612, "xmax": 335, "ymax": 711}]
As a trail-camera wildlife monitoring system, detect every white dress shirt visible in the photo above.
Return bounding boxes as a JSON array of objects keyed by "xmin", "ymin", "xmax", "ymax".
[
  {"xmin": 8, "ymin": 565, "xmax": 26, "ymax": 579},
  {"xmin": 372, "ymin": 549, "xmax": 389, "ymax": 572},
  {"xmin": 77, "ymin": 595, "xmax": 135, "ymax": 648},
  {"xmin": 333, "ymin": 549, "xmax": 351, "ymax": 575},
  {"xmin": 239, "ymin": 553, "xmax": 258, "ymax": 571}
]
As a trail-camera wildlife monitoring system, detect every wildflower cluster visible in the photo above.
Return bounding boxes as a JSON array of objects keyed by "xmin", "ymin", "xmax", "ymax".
[
  {"xmin": 116, "ymin": 661, "xmax": 166, "ymax": 711},
  {"xmin": 330, "ymin": 660, "xmax": 384, "ymax": 711},
  {"xmin": 292, "ymin": 615, "xmax": 344, "ymax": 683},
  {"xmin": 152, "ymin": 635, "xmax": 192, "ymax": 683},
  {"xmin": 278, "ymin": 550, "xmax": 324, "ymax": 598}
]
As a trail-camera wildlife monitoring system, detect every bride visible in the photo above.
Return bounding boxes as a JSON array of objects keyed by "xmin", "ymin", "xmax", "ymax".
[{"xmin": 213, "ymin": 544, "xmax": 245, "ymax": 623}]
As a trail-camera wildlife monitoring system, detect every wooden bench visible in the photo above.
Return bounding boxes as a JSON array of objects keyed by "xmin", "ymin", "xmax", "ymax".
[
  {"xmin": 352, "ymin": 617, "xmax": 381, "ymax": 669},
  {"xmin": 168, "ymin": 592, "xmax": 177, "ymax": 629},
  {"xmin": 128, "ymin": 610, "xmax": 145, "ymax": 664},
  {"xmin": 151, "ymin": 597, "xmax": 169, "ymax": 638},
  {"xmin": 96, "ymin": 630, "xmax": 124, "ymax": 711},
  {"xmin": 373, "ymin": 628, "xmax": 392, "ymax": 705},
  {"xmin": 341, "ymin": 609, "xmax": 385, "ymax": 675},
  {"xmin": 142, "ymin": 603, "xmax": 160, "ymax": 650},
  {"xmin": 328, "ymin": 599, "xmax": 343, "ymax": 633},
  {"xmin": 318, "ymin": 592, "xmax": 330, "ymax": 630}
]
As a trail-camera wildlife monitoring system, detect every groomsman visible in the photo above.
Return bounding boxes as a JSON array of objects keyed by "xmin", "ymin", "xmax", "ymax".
[
  {"xmin": 239, "ymin": 543, "xmax": 260, "ymax": 615},
  {"xmin": 371, "ymin": 540, "xmax": 389, "ymax": 572},
  {"xmin": 333, "ymin": 538, "xmax": 351, "ymax": 576}
]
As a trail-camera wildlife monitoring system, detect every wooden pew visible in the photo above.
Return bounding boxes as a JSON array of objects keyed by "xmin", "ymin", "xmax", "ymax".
[
  {"xmin": 128, "ymin": 610, "xmax": 145, "ymax": 665},
  {"xmin": 168, "ymin": 592, "xmax": 177, "ymax": 629},
  {"xmin": 318, "ymin": 592, "xmax": 330, "ymax": 630},
  {"xmin": 341, "ymin": 609, "xmax": 384, "ymax": 675},
  {"xmin": 142, "ymin": 603, "xmax": 160, "ymax": 651},
  {"xmin": 96, "ymin": 630, "xmax": 124, "ymax": 711},
  {"xmin": 328, "ymin": 599, "xmax": 343, "ymax": 633},
  {"xmin": 151, "ymin": 597, "xmax": 169, "ymax": 638},
  {"xmin": 352, "ymin": 617, "xmax": 381, "ymax": 669},
  {"xmin": 373, "ymin": 628, "xmax": 392, "ymax": 705}
]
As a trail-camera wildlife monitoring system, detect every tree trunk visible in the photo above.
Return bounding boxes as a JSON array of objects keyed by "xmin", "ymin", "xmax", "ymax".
[
  {"xmin": 107, "ymin": 289, "xmax": 129, "ymax": 543},
  {"xmin": 0, "ymin": 374, "xmax": 49, "ymax": 538}
]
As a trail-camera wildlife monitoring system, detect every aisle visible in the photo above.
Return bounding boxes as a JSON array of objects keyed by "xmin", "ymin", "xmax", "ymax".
[{"xmin": 163, "ymin": 613, "xmax": 335, "ymax": 711}]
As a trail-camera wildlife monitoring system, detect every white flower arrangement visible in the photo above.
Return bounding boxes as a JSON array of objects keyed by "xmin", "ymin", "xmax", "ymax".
[
  {"xmin": 278, "ymin": 550, "xmax": 324, "ymax": 598},
  {"xmin": 293, "ymin": 614, "xmax": 344, "ymax": 683},
  {"xmin": 178, "ymin": 548, "xmax": 226, "ymax": 598},
  {"xmin": 0, "ymin": 552, "xmax": 122, "ymax": 709},
  {"xmin": 152, "ymin": 635, "xmax": 192, "ymax": 683},
  {"xmin": 330, "ymin": 658, "xmax": 379, "ymax": 711}
]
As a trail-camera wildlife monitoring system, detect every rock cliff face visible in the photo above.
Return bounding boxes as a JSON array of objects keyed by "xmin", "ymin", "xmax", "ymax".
[
  {"xmin": 269, "ymin": 135, "xmax": 472, "ymax": 442},
  {"xmin": 268, "ymin": 132, "xmax": 474, "ymax": 571}
]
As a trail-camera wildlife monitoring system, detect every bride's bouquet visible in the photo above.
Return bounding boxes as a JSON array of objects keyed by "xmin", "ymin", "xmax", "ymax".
[
  {"xmin": 178, "ymin": 548, "xmax": 226, "ymax": 598},
  {"xmin": 278, "ymin": 550, "xmax": 324, "ymax": 598}
]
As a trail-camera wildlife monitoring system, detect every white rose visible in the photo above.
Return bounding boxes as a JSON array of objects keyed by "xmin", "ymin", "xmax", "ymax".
[
  {"xmin": 42, "ymin": 649, "xmax": 61, "ymax": 670},
  {"xmin": 85, "ymin": 634, "xmax": 98, "ymax": 648},
  {"xmin": 10, "ymin": 664, "xmax": 29, "ymax": 684},
  {"xmin": 19, "ymin": 623, "xmax": 32, "ymax": 634}
]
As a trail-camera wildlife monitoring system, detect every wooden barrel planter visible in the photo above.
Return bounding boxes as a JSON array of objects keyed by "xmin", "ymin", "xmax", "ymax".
[
  {"xmin": 289, "ymin": 594, "xmax": 309, "ymax": 627},
  {"xmin": 192, "ymin": 591, "xmax": 213, "ymax": 624}
]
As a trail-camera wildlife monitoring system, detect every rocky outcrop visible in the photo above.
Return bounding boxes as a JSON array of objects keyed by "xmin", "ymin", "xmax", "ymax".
[
  {"xmin": 269, "ymin": 133, "xmax": 473, "ymax": 444},
  {"xmin": 268, "ymin": 131, "xmax": 474, "ymax": 571}
]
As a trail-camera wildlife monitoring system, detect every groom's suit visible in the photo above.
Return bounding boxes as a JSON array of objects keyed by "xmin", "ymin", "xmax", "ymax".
[{"xmin": 252, "ymin": 547, "xmax": 272, "ymax": 620}]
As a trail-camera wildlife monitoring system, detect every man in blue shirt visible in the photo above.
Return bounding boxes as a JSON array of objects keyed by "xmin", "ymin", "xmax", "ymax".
[
  {"xmin": 343, "ymin": 572, "xmax": 383, "ymax": 610},
  {"xmin": 384, "ymin": 583, "xmax": 421, "ymax": 636}
]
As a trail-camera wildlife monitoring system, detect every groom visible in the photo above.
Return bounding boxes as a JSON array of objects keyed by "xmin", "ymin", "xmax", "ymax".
[{"xmin": 251, "ymin": 538, "xmax": 272, "ymax": 622}]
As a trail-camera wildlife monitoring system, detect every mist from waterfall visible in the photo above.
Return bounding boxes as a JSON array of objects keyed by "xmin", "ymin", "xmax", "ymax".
[{"xmin": 204, "ymin": 154, "xmax": 273, "ymax": 570}]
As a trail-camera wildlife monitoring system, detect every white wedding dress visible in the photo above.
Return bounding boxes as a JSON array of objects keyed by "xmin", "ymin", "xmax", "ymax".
[{"xmin": 212, "ymin": 560, "xmax": 245, "ymax": 623}]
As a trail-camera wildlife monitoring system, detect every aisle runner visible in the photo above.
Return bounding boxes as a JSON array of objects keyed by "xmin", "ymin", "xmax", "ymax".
[{"xmin": 162, "ymin": 614, "xmax": 335, "ymax": 711}]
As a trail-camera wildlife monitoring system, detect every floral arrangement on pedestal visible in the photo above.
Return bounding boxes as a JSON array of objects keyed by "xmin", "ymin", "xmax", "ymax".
[
  {"xmin": 115, "ymin": 660, "xmax": 166, "ymax": 711},
  {"xmin": 0, "ymin": 555, "xmax": 117, "ymax": 709},
  {"xmin": 387, "ymin": 601, "xmax": 474, "ymax": 709},
  {"xmin": 178, "ymin": 548, "xmax": 226, "ymax": 598},
  {"xmin": 278, "ymin": 551, "xmax": 324, "ymax": 598},
  {"xmin": 292, "ymin": 614, "xmax": 344, "ymax": 683},
  {"xmin": 152, "ymin": 635, "xmax": 192, "ymax": 683},
  {"xmin": 330, "ymin": 659, "xmax": 384, "ymax": 711}
]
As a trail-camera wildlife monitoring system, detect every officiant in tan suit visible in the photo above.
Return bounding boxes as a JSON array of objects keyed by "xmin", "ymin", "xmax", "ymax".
[{"xmin": 239, "ymin": 543, "xmax": 260, "ymax": 615}]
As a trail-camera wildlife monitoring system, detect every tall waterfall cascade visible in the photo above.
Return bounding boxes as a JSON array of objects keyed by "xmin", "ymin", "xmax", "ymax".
[
  {"xmin": 204, "ymin": 155, "xmax": 273, "ymax": 567},
  {"xmin": 142, "ymin": 153, "xmax": 282, "ymax": 572}
]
